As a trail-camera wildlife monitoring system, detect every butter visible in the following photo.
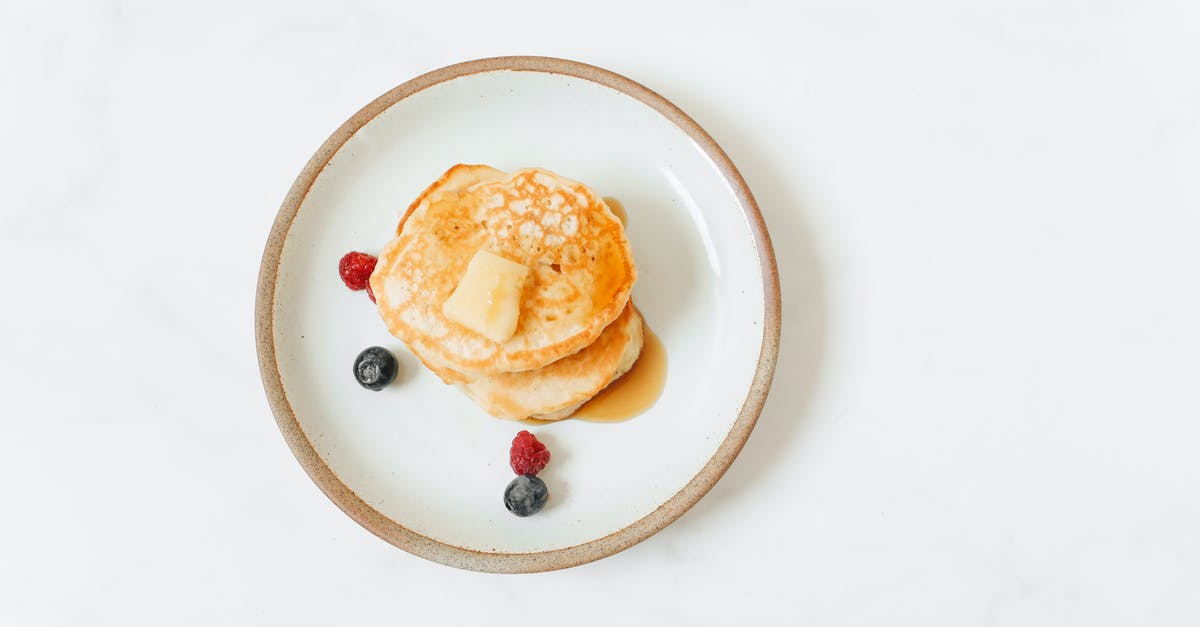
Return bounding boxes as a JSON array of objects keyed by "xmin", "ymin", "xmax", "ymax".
[{"xmin": 443, "ymin": 250, "xmax": 530, "ymax": 342}]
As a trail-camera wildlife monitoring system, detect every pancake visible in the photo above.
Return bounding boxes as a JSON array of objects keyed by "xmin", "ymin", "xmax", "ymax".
[
  {"xmin": 459, "ymin": 303, "xmax": 644, "ymax": 421},
  {"xmin": 370, "ymin": 164, "xmax": 636, "ymax": 379}
]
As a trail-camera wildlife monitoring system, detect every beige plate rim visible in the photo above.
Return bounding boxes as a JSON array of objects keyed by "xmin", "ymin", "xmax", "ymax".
[{"xmin": 254, "ymin": 56, "xmax": 781, "ymax": 573}]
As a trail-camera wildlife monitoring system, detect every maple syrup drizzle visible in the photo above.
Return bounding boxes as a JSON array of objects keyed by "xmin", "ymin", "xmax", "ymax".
[{"xmin": 603, "ymin": 197, "xmax": 628, "ymax": 226}]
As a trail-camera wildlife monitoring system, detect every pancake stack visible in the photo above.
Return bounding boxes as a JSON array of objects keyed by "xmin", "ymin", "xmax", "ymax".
[{"xmin": 370, "ymin": 164, "xmax": 642, "ymax": 420}]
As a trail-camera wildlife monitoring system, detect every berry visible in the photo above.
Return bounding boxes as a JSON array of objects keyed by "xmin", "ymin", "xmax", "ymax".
[
  {"xmin": 504, "ymin": 475, "xmax": 548, "ymax": 517},
  {"xmin": 339, "ymin": 251, "xmax": 377, "ymax": 291},
  {"xmin": 509, "ymin": 430, "xmax": 550, "ymax": 475},
  {"xmin": 365, "ymin": 282, "xmax": 376, "ymax": 303},
  {"xmin": 353, "ymin": 346, "xmax": 398, "ymax": 391}
]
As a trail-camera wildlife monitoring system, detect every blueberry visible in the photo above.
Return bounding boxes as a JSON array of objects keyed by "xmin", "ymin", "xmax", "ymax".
[
  {"xmin": 504, "ymin": 475, "xmax": 548, "ymax": 517},
  {"xmin": 353, "ymin": 346, "xmax": 398, "ymax": 391}
]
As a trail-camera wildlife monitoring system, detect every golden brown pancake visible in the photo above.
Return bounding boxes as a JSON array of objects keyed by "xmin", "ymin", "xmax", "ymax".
[
  {"xmin": 459, "ymin": 303, "xmax": 644, "ymax": 421},
  {"xmin": 370, "ymin": 165, "xmax": 636, "ymax": 380}
]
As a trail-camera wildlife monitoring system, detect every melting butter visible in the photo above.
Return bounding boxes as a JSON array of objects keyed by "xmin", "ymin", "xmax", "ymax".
[{"xmin": 443, "ymin": 250, "xmax": 529, "ymax": 342}]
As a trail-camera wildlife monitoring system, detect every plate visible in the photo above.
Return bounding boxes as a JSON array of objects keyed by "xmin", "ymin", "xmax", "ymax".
[{"xmin": 255, "ymin": 57, "xmax": 780, "ymax": 572}]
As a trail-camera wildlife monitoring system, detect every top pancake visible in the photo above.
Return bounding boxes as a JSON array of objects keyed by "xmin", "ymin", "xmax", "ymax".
[{"xmin": 370, "ymin": 164, "xmax": 637, "ymax": 378}]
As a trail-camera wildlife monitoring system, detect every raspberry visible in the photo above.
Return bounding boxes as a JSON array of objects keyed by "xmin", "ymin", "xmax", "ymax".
[
  {"xmin": 509, "ymin": 430, "xmax": 550, "ymax": 475},
  {"xmin": 338, "ymin": 251, "xmax": 377, "ymax": 291},
  {"xmin": 366, "ymin": 282, "xmax": 376, "ymax": 303}
]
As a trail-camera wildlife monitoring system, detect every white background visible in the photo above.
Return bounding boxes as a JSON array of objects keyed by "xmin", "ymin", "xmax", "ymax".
[{"xmin": 2, "ymin": 1, "xmax": 1198, "ymax": 624}]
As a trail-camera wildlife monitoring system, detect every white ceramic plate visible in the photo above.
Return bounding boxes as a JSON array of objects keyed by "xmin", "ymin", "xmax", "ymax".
[{"xmin": 256, "ymin": 57, "xmax": 779, "ymax": 572}]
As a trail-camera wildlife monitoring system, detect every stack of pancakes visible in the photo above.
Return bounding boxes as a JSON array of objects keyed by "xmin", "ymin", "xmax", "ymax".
[{"xmin": 370, "ymin": 165, "xmax": 642, "ymax": 421}]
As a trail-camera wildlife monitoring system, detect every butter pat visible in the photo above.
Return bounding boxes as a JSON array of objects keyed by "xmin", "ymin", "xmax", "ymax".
[{"xmin": 443, "ymin": 250, "xmax": 530, "ymax": 342}]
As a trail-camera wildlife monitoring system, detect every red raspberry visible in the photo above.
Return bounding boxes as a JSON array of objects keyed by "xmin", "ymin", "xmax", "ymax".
[
  {"xmin": 338, "ymin": 251, "xmax": 377, "ymax": 291},
  {"xmin": 365, "ymin": 282, "xmax": 376, "ymax": 303},
  {"xmin": 509, "ymin": 430, "xmax": 550, "ymax": 476}
]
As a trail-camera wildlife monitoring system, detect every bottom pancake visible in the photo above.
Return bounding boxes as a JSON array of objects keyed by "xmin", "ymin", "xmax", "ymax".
[{"xmin": 457, "ymin": 303, "xmax": 644, "ymax": 421}]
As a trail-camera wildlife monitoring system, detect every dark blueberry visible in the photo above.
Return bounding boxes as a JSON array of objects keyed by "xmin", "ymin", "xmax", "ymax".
[
  {"xmin": 504, "ymin": 475, "xmax": 549, "ymax": 517},
  {"xmin": 353, "ymin": 346, "xmax": 398, "ymax": 391}
]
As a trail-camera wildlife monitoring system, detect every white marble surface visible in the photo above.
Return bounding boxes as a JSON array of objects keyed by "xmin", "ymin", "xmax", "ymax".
[{"xmin": 2, "ymin": 1, "xmax": 1198, "ymax": 624}]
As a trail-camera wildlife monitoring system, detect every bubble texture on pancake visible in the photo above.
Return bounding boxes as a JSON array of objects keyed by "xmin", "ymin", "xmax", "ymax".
[
  {"xmin": 459, "ymin": 303, "xmax": 644, "ymax": 421},
  {"xmin": 370, "ymin": 165, "xmax": 637, "ymax": 378}
]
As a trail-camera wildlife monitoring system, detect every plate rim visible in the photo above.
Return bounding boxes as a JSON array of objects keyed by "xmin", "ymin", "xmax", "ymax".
[{"xmin": 255, "ymin": 56, "xmax": 781, "ymax": 573}]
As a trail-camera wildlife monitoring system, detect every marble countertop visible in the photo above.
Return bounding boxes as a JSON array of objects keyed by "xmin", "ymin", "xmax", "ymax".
[{"xmin": 2, "ymin": 1, "xmax": 1198, "ymax": 624}]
